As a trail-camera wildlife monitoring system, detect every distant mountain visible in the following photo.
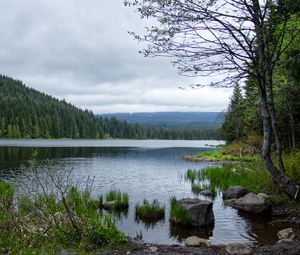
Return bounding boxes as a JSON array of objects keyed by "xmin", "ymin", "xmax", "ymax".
[{"xmin": 99, "ymin": 112, "xmax": 224, "ymax": 129}]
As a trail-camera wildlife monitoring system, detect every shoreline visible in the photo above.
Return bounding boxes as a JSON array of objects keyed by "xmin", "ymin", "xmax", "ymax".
[{"xmin": 182, "ymin": 155, "xmax": 241, "ymax": 164}]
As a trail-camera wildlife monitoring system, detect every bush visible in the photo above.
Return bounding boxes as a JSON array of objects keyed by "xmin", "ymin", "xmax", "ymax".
[
  {"xmin": 135, "ymin": 199, "xmax": 165, "ymax": 220},
  {"xmin": 284, "ymin": 150, "xmax": 300, "ymax": 184}
]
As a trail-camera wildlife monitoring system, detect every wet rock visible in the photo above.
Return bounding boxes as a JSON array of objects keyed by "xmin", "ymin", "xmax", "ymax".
[
  {"xmin": 175, "ymin": 198, "xmax": 214, "ymax": 227},
  {"xmin": 225, "ymin": 192, "xmax": 271, "ymax": 214},
  {"xmin": 277, "ymin": 238, "xmax": 295, "ymax": 244},
  {"xmin": 149, "ymin": 246, "xmax": 158, "ymax": 252},
  {"xmin": 225, "ymin": 243, "xmax": 252, "ymax": 255},
  {"xmin": 200, "ymin": 190, "xmax": 213, "ymax": 196},
  {"xmin": 277, "ymin": 228, "xmax": 296, "ymax": 241},
  {"xmin": 223, "ymin": 186, "xmax": 248, "ymax": 200},
  {"xmin": 185, "ymin": 236, "xmax": 210, "ymax": 247}
]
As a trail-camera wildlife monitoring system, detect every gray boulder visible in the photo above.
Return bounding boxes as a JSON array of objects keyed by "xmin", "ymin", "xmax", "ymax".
[
  {"xmin": 174, "ymin": 198, "xmax": 214, "ymax": 227},
  {"xmin": 223, "ymin": 186, "xmax": 248, "ymax": 200},
  {"xmin": 225, "ymin": 192, "xmax": 271, "ymax": 214},
  {"xmin": 185, "ymin": 236, "xmax": 210, "ymax": 247},
  {"xmin": 225, "ymin": 243, "xmax": 252, "ymax": 255},
  {"xmin": 277, "ymin": 228, "xmax": 296, "ymax": 242}
]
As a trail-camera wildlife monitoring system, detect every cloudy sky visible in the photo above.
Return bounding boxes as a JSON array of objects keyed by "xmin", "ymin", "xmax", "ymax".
[{"xmin": 0, "ymin": 0, "xmax": 232, "ymax": 114}]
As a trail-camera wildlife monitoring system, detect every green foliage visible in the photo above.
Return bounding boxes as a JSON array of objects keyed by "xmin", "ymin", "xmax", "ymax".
[
  {"xmin": 284, "ymin": 150, "xmax": 300, "ymax": 184},
  {"xmin": 169, "ymin": 196, "xmax": 192, "ymax": 225},
  {"xmin": 105, "ymin": 190, "xmax": 129, "ymax": 210},
  {"xmin": 135, "ymin": 199, "xmax": 165, "ymax": 220},
  {"xmin": 0, "ymin": 181, "xmax": 126, "ymax": 253}
]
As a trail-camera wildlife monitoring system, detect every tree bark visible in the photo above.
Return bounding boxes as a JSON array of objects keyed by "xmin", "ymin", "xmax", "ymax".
[
  {"xmin": 258, "ymin": 80, "xmax": 300, "ymax": 199},
  {"xmin": 266, "ymin": 71, "xmax": 286, "ymax": 172}
]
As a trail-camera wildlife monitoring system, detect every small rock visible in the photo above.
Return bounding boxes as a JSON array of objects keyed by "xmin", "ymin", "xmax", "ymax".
[
  {"xmin": 200, "ymin": 189, "xmax": 213, "ymax": 196},
  {"xmin": 185, "ymin": 236, "xmax": 210, "ymax": 247},
  {"xmin": 225, "ymin": 192, "xmax": 271, "ymax": 214},
  {"xmin": 277, "ymin": 238, "xmax": 295, "ymax": 244},
  {"xmin": 277, "ymin": 228, "xmax": 296, "ymax": 240},
  {"xmin": 223, "ymin": 186, "xmax": 248, "ymax": 200},
  {"xmin": 257, "ymin": 193, "xmax": 270, "ymax": 199},
  {"xmin": 149, "ymin": 246, "xmax": 158, "ymax": 253},
  {"xmin": 225, "ymin": 243, "xmax": 252, "ymax": 255}
]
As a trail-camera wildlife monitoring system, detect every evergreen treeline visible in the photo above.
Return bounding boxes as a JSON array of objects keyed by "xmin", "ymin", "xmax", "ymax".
[
  {"xmin": 221, "ymin": 2, "xmax": 300, "ymax": 149},
  {"xmin": 0, "ymin": 75, "xmax": 219, "ymax": 140}
]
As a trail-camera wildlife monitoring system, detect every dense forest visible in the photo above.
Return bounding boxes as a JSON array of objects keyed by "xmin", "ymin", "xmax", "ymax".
[
  {"xmin": 221, "ymin": 2, "xmax": 300, "ymax": 150},
  {"xmin": 0, "ymin": 75, "xmax": 219, "ymax": 140}
]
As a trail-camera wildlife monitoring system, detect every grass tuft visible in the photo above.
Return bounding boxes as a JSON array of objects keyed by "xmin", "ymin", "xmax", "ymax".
[
  {"xmin": 104, "ymin": 190, "xmax": 129, "ymax": 210},
  {"xmin": 135, "ymin": 199, "xmax": 165, "ymax": 220},
  {"xmin": 169, "ymin": 196, "xmax": 192, "ymax": 225}
]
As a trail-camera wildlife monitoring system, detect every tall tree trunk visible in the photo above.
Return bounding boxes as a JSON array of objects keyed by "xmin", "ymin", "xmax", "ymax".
[
  {"xmin": 266, "ymin": 71, "xmax": 286, "ymax": 172},
  {"xmin": 258, "ymin": 81, "xmax": 300, "ymax": 199}
]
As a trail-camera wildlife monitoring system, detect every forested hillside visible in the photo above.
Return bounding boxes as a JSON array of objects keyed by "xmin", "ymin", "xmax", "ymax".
[
  {"xmin": 100, "ymin": 112, "xmax": 224, "ymax": 129},
  {"xmin": 0, "ymin": 75, "xmax": 220, "ymax": 140}
]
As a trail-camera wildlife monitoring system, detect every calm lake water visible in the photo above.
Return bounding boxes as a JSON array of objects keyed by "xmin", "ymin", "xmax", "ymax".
[{"xmin": 0, "ymin": 139, "xmax": 290, "ymax": 245}]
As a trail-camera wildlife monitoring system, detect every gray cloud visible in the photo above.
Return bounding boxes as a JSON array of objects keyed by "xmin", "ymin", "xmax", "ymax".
[{"xmin": 0, "ymin": 0, "xmax": 231, "ymax": 113}]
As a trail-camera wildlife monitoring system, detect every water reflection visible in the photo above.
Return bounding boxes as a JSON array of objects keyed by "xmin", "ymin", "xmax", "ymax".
[
  {"xmin": 0, "ymin": 142, "xmax": 294, "ymax": 245},
  {"xmin": 169, "ymin": 224, "xmax": 214, "ymax": 242}
]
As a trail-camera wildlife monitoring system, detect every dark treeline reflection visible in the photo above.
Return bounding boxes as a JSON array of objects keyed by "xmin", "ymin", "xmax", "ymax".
[{"xmin": 0, "ymin": 147, "xmax": 132, "ymax": 178}]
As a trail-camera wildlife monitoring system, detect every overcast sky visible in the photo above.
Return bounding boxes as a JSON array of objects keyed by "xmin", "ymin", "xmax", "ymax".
[{"xmin": 0, "ymin": 0, "xmax": 232, "ymax": 114}]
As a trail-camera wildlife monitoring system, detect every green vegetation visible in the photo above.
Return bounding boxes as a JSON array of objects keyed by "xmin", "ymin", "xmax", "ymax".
[
  {"xmin": 191, "ymin": 158, "xmax": 290, "ymax": 203},
  {"xmin": 284, "ymin": 150, "xmax": 300, "ymax": 184},
  {"xmin": 0, "ymin": 182, "xmax": 127, "ymax": 253},
  {"xmin": 169, "ymin": 196, "xmax": 192, "ymax": 225},
  {"xmin": 135, "ymin": 199, "xmax": 165, "ymax": 220},
  {"xmin": 104, "ymin": 190, "xmax": 129, "ymax": 210},
  {"xmin": 196, "ymin": 147, "xmax": 255, "ymax": 162}
]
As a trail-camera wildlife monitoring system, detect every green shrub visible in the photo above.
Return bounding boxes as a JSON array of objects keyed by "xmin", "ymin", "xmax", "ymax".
[
  {"xmin": 284, "ymin": 150, "xmax": 300, "ymax": 184},
  {"xmin": 135, "ymin": 199, "xmax": 165, "ymax": 220},
  {"xmin": 169, "ymin": 196, "xmax": 192, "ymax": 225}
]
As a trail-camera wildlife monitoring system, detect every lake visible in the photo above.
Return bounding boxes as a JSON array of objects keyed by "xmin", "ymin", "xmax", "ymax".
[{"xmin": 0, "ymin": 139, "xmax": 289, "ymax": 245}]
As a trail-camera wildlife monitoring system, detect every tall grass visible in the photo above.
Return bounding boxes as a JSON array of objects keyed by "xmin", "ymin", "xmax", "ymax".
[
  {"xmin": 135, "ymin": 199, "xmax": 165, "ymax": 220},
  {"xmin": 196, "ymin": 158, "xmax": 288, "ymax": 202},
  {"xmin": 0, "ymin": 157, "xmax": 127, "ymax": 253},
  {"xmin": 104, "ymin": 190, "xmax": 129, "ymax": 210},
  {"xmin": 169, "ymin": 196, "xmax": 192, "ymax": 225}
]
